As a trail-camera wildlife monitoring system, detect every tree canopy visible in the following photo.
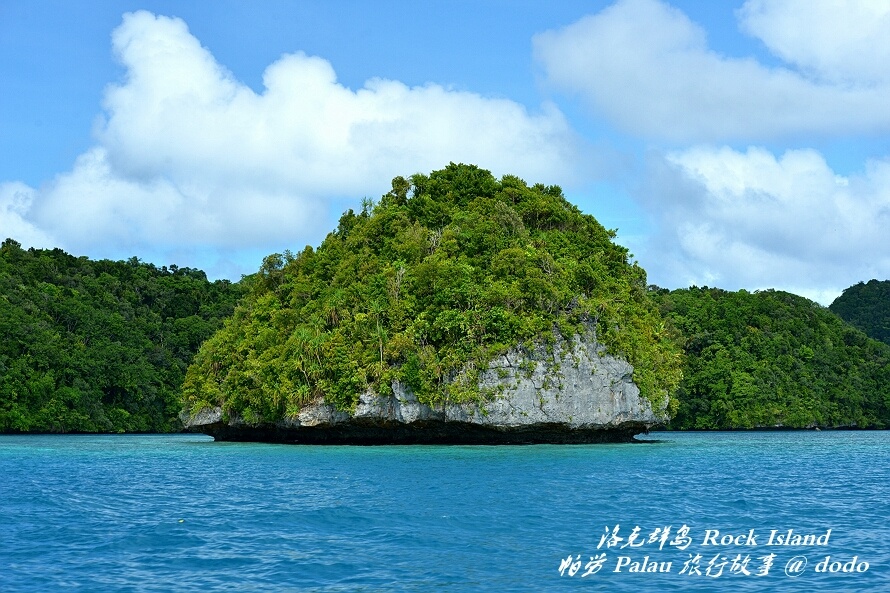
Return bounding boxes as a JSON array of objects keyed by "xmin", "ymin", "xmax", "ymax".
[
  {"xmin": 12, "ymin": 166, "xmax": 886, "ymax": 435},
  {"xmin": 830, "ymin": 279, "xmax": 890, "ymax": 346},
  {"xmin": 183, "ymin": 163, "xmax": 682, "ymax": 424},
  {"xmin": 654, "ymin": 286, "xmax": 890, "ymax": 429},
  {"xmin": 0, "ymin": 239, "xmax": 244, "ymax": 432}
]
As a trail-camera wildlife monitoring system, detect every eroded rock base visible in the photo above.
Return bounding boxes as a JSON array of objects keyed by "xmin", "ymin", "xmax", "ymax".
[{"xmin": 193, "ymin": 420, "xmax": 648, "ymax": 445}]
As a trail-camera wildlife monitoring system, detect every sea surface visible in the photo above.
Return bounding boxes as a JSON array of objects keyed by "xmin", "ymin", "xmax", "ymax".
[{"xmin": 0, "ymin": 431, "xmax": 887, "ymax": 592}]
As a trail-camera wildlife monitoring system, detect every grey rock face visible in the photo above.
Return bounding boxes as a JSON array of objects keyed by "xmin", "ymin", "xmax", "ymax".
[{"xmin": 183, "ymin": 332, "xmax": 667, "ymax": 444}]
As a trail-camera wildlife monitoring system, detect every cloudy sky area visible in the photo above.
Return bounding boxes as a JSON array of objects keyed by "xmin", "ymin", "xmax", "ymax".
[{"xmin": 2, "ymin": 0, "xmax": 890, "ymax": 304}]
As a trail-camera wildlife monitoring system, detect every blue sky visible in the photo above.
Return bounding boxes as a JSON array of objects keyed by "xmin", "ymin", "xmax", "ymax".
[{"xmin": 3, "ymin": 0, "xmax": 890, "ymax": 304}]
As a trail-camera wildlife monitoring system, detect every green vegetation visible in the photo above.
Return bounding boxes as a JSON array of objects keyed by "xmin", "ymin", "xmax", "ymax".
[
  {"xmin": 183, "ymin": 163, "xmax": 682, "ymax": 424},
  {"xmin": 830, "ymin": 279, "xmax": 890, "ymax": 346},
  {"xmin": 654, "ymin": 287, "xmax": 890, "ymax": 429},
  {"xmin": 8, "ymin": 165, "xmax": 886, "ymax": 435},
  {"xmin": 0, "ymin": 239, "xmax": 243, "ymax": 432}
]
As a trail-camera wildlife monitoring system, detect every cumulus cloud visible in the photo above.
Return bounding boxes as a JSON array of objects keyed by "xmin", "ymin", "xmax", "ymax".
[
  {"xmin": 738, "ymin": 0, "xmax": 890, "ymax": 85},
  {"xmin": 8, "ymin": 10, "xmax": 580, "ymax": 267},
  {"xmin": 533, "ymin": 0, "xmax": 890, "ymax": 143},
  {"xmin": 0, "ymin": 182, "xmax": 56, "ymax": 248},
  {"xmin": 531, "ymin": 0, "xmax": 890, "ymax": 301},
  {"xmin": 639, "ymin": 146, "xmax": 890, "ymax": 304}
]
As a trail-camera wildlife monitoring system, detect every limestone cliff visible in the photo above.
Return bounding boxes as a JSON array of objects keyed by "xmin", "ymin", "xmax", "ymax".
[{"xmin": 183, "ymin": 332, "xmax": 666, "ymax": 444}]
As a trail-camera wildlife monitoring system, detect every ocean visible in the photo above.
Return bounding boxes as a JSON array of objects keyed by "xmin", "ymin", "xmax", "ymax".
[{"xmin": 0, "ymin": 431, "xmax": 887, "ymax": 592}]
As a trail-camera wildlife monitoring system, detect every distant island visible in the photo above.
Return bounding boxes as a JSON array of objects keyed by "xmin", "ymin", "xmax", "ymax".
[
  {"xmin": 2, "ymin": 164, "xmax": 888, "ymax": 439},
  {"xmin": 0, "ymin": 240, "xmax": 243, "ymax": 432},
  {"xmin": 829, "ymin": 279, "xmax": 890, "ymax": 346},
  {"xmin": 653, "ymin": 287, "xmax": 889, "ymax": 429}
]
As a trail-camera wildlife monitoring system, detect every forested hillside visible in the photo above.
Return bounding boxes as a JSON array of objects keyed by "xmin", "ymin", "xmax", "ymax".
[
  {"xmin": 6, "ymin": 168, "xmax": 888, "ymax": 435},
  {"xmin": 182, "ymin": 164, "xmax": 682, "ymax": 424},
  {"xmin": 654, "ymin": 287, "xmax": 890, "ymax": 429},
  {"xmin": 0, "ymin": 240, "xmax": 243, "ymax": 432},
  {"xmin": 830, "ymin": 279, "xmax": 890, "ymax": 346}
]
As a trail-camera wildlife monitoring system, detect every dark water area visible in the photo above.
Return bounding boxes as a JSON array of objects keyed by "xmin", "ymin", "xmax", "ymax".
[{"xmin": 1, "ymin": 431, "xmax": 887, "ymax": 592}]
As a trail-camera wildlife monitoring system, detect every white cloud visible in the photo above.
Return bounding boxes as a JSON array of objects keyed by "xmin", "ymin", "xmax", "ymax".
[
  {"xmin": 639, "ymin": 146, "xmax": 890, "ymax": 304},
  {"xmin": 0, "ymin": 182, "xmax": 55, "ymax": 248},
  {"xmin": 738, "ymin": 0, "xmax": 890, "ymax": 85},
  {"xmin": 533, "ymin": 0, "xmax": 890, "ymax": 143},
  {"xmin": 7, "ymin": 10, "xmax": 580, "ymax": 269}
]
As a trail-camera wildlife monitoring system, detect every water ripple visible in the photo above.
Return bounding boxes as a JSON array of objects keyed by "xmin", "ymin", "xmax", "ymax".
[{"xmin": 0, "ymin": 432, "xmax": 888, "ymax": 592}]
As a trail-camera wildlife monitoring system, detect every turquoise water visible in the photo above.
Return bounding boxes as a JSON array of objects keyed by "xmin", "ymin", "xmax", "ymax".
[{"xmin": 0, "ymin": 431, "xmax": 887, "ymax": 592}]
